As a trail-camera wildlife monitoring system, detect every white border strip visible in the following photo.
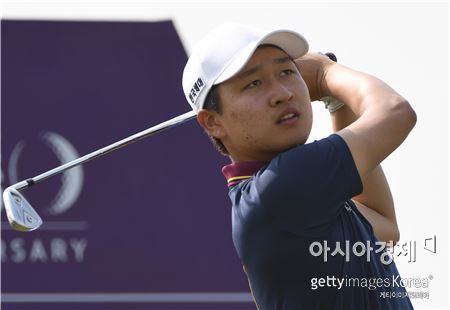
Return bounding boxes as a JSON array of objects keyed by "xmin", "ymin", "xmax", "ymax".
[{"xmin": 1, "ymin": 293, "xmax": 253, "ymax": 303}]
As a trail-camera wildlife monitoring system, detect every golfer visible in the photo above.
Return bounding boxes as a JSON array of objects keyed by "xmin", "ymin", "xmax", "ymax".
[{"xmin": 183, "ymin": 23, "xmax": 416, "ymax": 309}]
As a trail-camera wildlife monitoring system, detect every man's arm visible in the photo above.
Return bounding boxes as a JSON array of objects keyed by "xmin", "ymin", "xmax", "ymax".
[
  {"xmin": 296, "ymin": 54, "xmax": 416, "ymax": 178},
  {"xmin": 331, "ymin": 105, "xmax": 399, "ymax": 243},
  {"xmin": 296, "ymin": 53, "xmax": 416, "ymax": 243}
]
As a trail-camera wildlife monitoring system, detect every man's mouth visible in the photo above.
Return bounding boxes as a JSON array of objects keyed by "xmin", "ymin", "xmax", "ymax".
[{"xmin": 277, "ymin": 112, "xmax": 299, "ymax": 124}]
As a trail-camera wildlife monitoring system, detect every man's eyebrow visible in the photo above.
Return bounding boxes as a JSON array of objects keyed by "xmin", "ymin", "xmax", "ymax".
[
  {"xmin": 237, "ymin": 56, "xmax": 294, "ymax": 80},
  {"xmin": 273, "ymin": 56, "xmax": 293, "ymax": 64}
]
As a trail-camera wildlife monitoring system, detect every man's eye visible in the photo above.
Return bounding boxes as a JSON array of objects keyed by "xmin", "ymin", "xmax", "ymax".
[
  {"xmin": 245, "ymin": 80, "xmax": 262, "ymax": 89},
  {"xmin": 281, "ymin": 69, "xmax": 295, "ymax": 76}
]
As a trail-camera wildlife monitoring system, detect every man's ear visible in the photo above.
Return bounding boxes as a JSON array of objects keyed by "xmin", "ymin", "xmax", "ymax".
[{"xmin": 197, "ymin": 109, "xmax": 226, "ymax": 139}]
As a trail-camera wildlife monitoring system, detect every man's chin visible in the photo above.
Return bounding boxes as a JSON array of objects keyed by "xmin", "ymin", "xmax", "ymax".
[
  {"xmin": 276, "ymin": 138, "xmax": 307, "ymax": 154},
  {"xmin": 288, "ymin": 135, "xmax": 308, "ymax": 147}
]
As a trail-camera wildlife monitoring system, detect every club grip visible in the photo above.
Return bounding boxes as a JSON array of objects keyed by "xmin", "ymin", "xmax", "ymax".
[{"xmin": 325, "ymin": 52, "xmax": 337, "ymax": 62}]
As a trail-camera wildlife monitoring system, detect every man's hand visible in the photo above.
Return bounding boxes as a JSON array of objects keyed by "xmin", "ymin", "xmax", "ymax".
[{"xmin": 294, "ymin": 53, "xmax": 336, "ymax": 101}]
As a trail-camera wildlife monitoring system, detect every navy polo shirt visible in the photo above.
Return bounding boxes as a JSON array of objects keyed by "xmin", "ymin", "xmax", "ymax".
[{"xmin": 222, "ymin": 134, "xmax": 413, "ymax": 309}]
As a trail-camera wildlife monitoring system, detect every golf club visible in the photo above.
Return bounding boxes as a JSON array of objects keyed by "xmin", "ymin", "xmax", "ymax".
[
  {"xmin": 3, "ymin": 110, "xmax": 196, "ymax": 231},
  {"xmin": 3, "ymin": 52, "xmax": 336, "ymax": 232}
]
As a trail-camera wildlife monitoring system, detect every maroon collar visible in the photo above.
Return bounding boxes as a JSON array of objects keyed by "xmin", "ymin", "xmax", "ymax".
[{"xmin": 222, "ymin": 161, "xmax": 269, "ymax": 188}]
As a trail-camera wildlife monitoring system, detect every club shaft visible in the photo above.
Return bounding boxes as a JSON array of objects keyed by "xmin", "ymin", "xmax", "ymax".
[{"xmin": 15, "ymin": 110, "xmax": 197, "ymax": 191}]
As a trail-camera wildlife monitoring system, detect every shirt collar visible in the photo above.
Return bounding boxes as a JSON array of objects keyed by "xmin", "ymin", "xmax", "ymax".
[{"xmin": 222, "ymin": 161, "xmax": 268, "ymax": 188}]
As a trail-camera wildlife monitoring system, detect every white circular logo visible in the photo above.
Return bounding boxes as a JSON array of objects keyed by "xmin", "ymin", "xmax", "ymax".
[{"xmin": 5, "ymin": 131, "xmax": 83, "ymax": 215}]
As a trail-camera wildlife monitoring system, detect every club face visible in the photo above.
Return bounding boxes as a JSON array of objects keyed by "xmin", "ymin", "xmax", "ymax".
[{"xmin": 3, "ymin": 187, "xmax": 43, "ymax": 232}]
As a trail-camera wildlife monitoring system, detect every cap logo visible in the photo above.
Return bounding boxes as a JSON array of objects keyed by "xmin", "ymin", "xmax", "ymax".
[{"xmin": 188, "ymin": 78, "xmax": 205, "ymax": 104}]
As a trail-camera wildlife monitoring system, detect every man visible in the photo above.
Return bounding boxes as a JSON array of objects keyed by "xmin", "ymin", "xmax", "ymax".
[{"xmin": 183, "ymin": 23, "xmax": 416, "ymax": 309}]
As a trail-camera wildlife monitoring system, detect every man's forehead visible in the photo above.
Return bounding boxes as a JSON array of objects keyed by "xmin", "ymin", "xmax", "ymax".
[{"xmin": 234, "ymin": 46, "xmax": 293, "ymax": 80}]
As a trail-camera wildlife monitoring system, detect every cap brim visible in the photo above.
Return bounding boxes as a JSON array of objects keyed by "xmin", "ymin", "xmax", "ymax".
[{"xmin": 215, "ymin": 30, "xmax": 309, "ymax": 84}]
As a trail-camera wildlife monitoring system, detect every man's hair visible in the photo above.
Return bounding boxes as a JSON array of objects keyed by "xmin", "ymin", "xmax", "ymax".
[{"xmin": 203, "ymin": 85, "xmax": 229, "ymax": 155}]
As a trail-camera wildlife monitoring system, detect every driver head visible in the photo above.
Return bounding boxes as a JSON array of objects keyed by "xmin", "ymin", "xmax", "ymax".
[{"xmin": 3, "ymin": 186, "xmax": 42, "ymax": 232}]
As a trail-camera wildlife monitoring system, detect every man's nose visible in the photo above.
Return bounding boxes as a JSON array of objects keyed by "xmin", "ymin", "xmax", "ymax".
[{"xmin": 269, "ymin": 81, "xmax": 294, "ymax": 107}]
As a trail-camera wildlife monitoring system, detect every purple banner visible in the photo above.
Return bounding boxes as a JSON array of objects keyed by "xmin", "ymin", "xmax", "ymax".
[{"xmin": 1, "ymin": 20, "xmax": 252, "ymax": 309}]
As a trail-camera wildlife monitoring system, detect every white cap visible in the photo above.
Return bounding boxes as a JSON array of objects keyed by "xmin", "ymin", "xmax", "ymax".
[{"xmin": 182, "ymin": 22, "xmax": 309, "ymax": 112}]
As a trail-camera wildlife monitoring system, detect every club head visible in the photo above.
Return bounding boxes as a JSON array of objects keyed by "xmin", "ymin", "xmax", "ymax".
[{"xmin": 3, "ymin": 186, "xmax": 43, "ymax": 232}]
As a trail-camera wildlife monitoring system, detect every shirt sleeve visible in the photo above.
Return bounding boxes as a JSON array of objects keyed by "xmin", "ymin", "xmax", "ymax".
[{"xmin": 252, "ymin": 134, "xmax": 363, "ymax": 235}]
